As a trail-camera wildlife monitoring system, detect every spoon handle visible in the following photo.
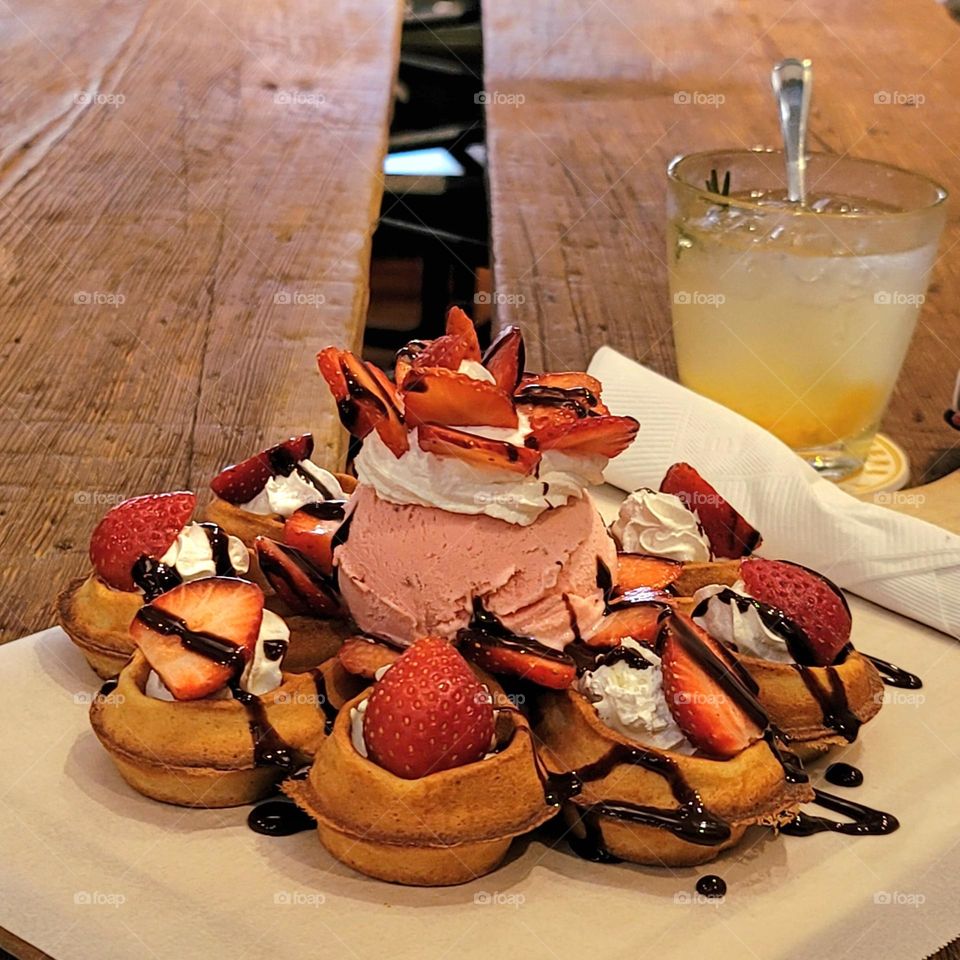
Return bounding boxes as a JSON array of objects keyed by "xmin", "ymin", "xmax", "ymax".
[{"xmin": 771, "ymin": 58, "xmax": 812, "ymax": 204}]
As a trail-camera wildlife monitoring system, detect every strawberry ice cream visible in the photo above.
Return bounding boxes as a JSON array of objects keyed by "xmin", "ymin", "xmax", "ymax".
[{"xmin": 335, "ymin": 484, "xmax": 616, "ymax": 650}]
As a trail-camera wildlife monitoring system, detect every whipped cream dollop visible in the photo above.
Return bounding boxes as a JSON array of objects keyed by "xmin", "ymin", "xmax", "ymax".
[
  {"xmin": 159, "ymin": 522, "xmax": 249, "ymax": 582},
  {"xmin": 145, "ymin": 609, "xmax": 289, "ymax": 701},
  {"xmin": 578, "ymin": 640, "xmax": 693, "ymax": 753},
  {"xmin": 692, "ymin": 581, "xmax": 795, "ymax": 663},
  {"xmin": 354, "ymin": 411, "xmax": 605, "ymax": 525},
  {"xmin": 240, "ymin": 460, "xmax": 344, "ymax": 517},
  {"xmin": 611, "ymin": 489, "xmax": 711, "ymax": 562}
]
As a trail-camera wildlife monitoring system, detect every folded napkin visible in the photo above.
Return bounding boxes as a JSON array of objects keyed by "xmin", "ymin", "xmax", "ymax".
[{"xmin": 589, "ymin": 346, "xmax": 960, "ymax": 639}]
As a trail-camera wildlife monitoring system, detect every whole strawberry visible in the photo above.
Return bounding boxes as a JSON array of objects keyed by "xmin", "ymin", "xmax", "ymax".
[
  {"xmin": 740, "ymin": 558, "xmax": 852, "ymax": 666},
  {"xmin": 362, "ymin": 637, "xmax": 495, "ymax": 779}
]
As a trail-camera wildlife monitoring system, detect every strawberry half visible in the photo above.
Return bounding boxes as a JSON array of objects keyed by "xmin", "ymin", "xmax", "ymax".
[
  {"xmin": 660, "ymin": 462, "xmax": 761, "ymax": 559},
  {"xmin": 89, "ymin": 491, "xmax": 196, "ymax": 591},
  {"xmin": 282, "ymin": 502, "xmax": 346, "ymax": 575},
  {"xmin": 615, "ymin": 554, "xmax": 682, "ymax": 592},
  {"xmin": 401, "ymin": 366, "xmax": 518, "ymax": 429},
  {"xmin": 317, "ymin": 348, "xmax": 408, "ymax": 456},
  {"xmin": 444, "ymin": 306, "xmax": 482, "ymax": 361},
  {"xmin": 739, "ymin": 558, "xmax": 851, "ymax": 666},
  {"xmin": 210, "ymin": 434, "xmax": 314, "ymax": 505},
  {"xmin": 459, "ymin": 634, "xmax": 577, "ymax": 689},
  {"xmin": 255, "ymin": 537, "xmax": 342, "ymax": 617},
  {"xmin": 532, "ymin": 414, "xmax": 639, "ymax": 459},
  {"xmin": 417, "ymin": 423, "xmax": 540, "ymax": 474},
  {"xmin": 363, "ymin": 637, "xmax": 495, "ymax": 779},
  {"xmin": 130, "ymin": 577, "xmax": 263, "ymax": 700},
  {"xmin": 482, "ymin": 325, "xmax": 525, "ymax": 392},
  {"xmin": 516, "ymin": 371, "xmax": 609, "ymax": 415},
  {"xmin": 660, "ymin": 614, "xmax": 766, "ymax": 758},
  {"xmin": 584, "ymin": 603, "xmax": 670, "ymax": 648}
]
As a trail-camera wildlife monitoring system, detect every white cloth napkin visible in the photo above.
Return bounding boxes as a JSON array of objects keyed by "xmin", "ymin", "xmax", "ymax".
[{"xmin": 588, "ymin": 345, "xmax": 960, "ymax": 639}]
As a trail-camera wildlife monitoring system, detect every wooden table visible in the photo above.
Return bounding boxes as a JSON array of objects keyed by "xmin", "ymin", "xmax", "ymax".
[
  {"xmin": 483, "ymin": 0, "xmax": 960, "ymax": 488},
  {"xmin": 482, "ymin": 3, "xmax": 960, "ymax": 958},
  {"xmin": 0, "ymin": 0, "xmax": 402, "ymax": 646}
]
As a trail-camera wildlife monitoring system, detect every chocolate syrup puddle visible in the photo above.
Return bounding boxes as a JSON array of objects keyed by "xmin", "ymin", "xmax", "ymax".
[
  {"xmin": 696, "ymin": 875, "xmax": 727, "ymax": 898},
  {"xmin": 198, "ymin": 522, "xmax": 236, "ymax": 576},
  {"xmin": 862, "ymin": 653, "xmax": 923, "ymax": 689},
  {"xmin": 247, "ymin": 799, "xmax": 315, "ymax": 836},
  {"xmin": 793, "ymin": 664, "xmax": 862, "ymax": 742},
  {"xmin": 780, "ymin": 789, "xmax": 898, "ymax": 837},
  {"xmin": 131, "ymin": 556, "xmax": 182, "ymax": 601},
  {"xmin": 825, "ymin": 762, "xmax": 863, "ymax": 788}
]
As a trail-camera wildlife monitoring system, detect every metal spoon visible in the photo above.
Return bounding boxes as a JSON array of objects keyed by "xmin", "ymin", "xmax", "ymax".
[{"xmin": 770, "ymin": 58, "xmax": 813, "ymax": 204}]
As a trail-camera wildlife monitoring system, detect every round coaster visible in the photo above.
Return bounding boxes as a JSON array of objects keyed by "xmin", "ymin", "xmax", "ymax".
[{"xmin": 837, "ymin": 433, "xmax": 910, "ymax": 498}]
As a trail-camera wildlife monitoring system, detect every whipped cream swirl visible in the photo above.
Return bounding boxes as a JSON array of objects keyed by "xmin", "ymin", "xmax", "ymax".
[
  {"xmin": 354, "ymin": 411, "xmax": 605, "ymax": 525},
  {"xmin": 145, "ymin": 609, "xmax": 289, "ymax": 701},
  {"xmin": 159, "ymin": 522, "xmax": 249, "ymax": 583},
  {"xmin": 611, "ymin": 489, "xmax": 711, "ymax": 562},
  {"xmin": 692, "ymin": 581, "xmax": 795, "ymax": 663},
  {"xmin": 578, "ymin": 640, "xmax": 693, "ymax": 752},
  {"xmin": 240, "ymin": 460, "xmax": 344, "ymax": 517}
]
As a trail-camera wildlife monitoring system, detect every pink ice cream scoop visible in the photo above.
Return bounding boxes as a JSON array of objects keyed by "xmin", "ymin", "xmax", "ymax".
[{"xmin": 334, "ymin": 484, "xmax": 617, "ymax": 650}]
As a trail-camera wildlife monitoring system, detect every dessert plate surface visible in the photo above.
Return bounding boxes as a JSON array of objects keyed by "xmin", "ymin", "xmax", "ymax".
[{"xmin": 2, "ymin": 558, "xmax": 959, "ymax": 959}]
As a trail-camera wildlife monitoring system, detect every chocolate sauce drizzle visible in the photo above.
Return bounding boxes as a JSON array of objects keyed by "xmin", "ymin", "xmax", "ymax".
[
  {"xmin": 458, "ymin": 601, "xmax": 577, "ymax": 668},
  {"xmin": 781, "ymin": 789, "xmax": 898, "ymax": 837},
  {"xmin": 792, "ymin": 663, "xmax": 862, "ymax": 743},
  {"xmin": 257, "ymin": 540, "xmax": 340, "ymax": 607},
  {"xmin": 298, "ymin": 500, "xmax": 347, "ymax": 522},
  {"xmin": 862, "ymin": 653, "xmax": 923, "ymax": 690},
  {"xmin": 514, "ymin": 384, "xmax": 601, "ymax": 418},
  {"xmin": 198, "ymin": 522, "xmax": 236, "ymax": 576},
  {"xmin": 692, "ymin": 588, "xmax": 812, "ymax": 665},
  {"xmin": 136, "ymin": 601, "xmax": 298, "ymax": 771},
  {"xmin": 132, "ymin": 557, "xmax": 182, "ymax": 601},
  {"xmin": 312, "ymin": 671, "xmax": 340, "ymax": 735}
]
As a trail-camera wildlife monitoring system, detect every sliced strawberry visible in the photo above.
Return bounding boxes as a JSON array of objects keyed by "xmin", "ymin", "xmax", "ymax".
[
  {"xmin": 282, "ymin": 502, "xmax": 346, "ymax": 575},
  {"xmin": 660, "ymin": 614, "xmax": 766, "ymax": 758},
  {"xmin": 459, "ymin": 634, "xmax": 576, "ymax": 689},
  {"xmin": 255, "ymin": 537, "xmax": 342, "ymax": 617},
  {"xmin": 363, "ymin": 637, "xmax": 495, "ymax": 779},
  {"xmin": 517, "ymin": 371, "xmax": 609, "ymax": 414},
  {"xmin": 584, "ymin": 603, "xmax": 670, "ymax": 648},
  {"xmin": 445, "ymin": 306, "xmax": 482, "ymax": 361},
  {"xmin": 411, "ymin": 334, "xmax": 470, "ymax": 371},
  {"xmin": 210, "ymin": 434, "xmax": 314, "ymax": 505},
  {"xmin": 337, "ymin": 637, "xmax": 402, "ymax": 678},
  {"xmin": 89, "ymin": 491, "xmax": 196, "ymax": 591},
  {"xmin": 482, "ymin": 325, "xmax": 525, "ymax": 392},
  {"xmin": 615, "ymin": 554, "xmax": 682, "ymax": 592},
  {"xmin": 130, "ymin": 577, "xmax": 263, "ymax": 700},
  {"xmin": 417, "ymin": 423, "xmax": 540, "ymax": 474},
  {"xmin": 401, "ymin": 366, "xmax": 518, "ymax": 429},
  {"xmin": 532, "ymin": 414, "xmax": 639, "ymax": 459},
  {"xmin": 739, "ymin": 558, "xmax": 851, "ymax": 666},
  {"xmin": 317, "ymin": 348, "xmax": 409, "ymax": 456},
  {"xmin": 660, "ymin": 463, "xmax": 761, "ymax": 559}
]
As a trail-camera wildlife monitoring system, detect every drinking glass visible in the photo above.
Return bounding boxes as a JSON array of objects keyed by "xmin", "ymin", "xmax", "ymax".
[{"xmin": 667, "ymin": 148, "xmax": 947, "ymax": 480}]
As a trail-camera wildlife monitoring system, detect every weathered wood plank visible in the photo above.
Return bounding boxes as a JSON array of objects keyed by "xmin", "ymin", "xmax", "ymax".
[
  {"xmin": 483, "ymin": 0, "xmax": 960, "ymax": 485},
  {"xmin": 0, "ymin": 0, "xmax": 402, "ymax": 641}
]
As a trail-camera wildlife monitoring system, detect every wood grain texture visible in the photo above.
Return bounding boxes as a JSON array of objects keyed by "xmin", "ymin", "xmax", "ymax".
[
  {"xmin": 482, "ymin": 0, "xmax": 960, "ymax": 486},
  {"xmin": 0, "ymin": 0, "xmax": 402, "ymax": 643}
]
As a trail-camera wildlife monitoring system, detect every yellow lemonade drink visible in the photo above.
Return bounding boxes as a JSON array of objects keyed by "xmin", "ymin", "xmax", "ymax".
[{"xmin": 667, "ymin": 151, "xmax": 947, "ymax": 479}]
